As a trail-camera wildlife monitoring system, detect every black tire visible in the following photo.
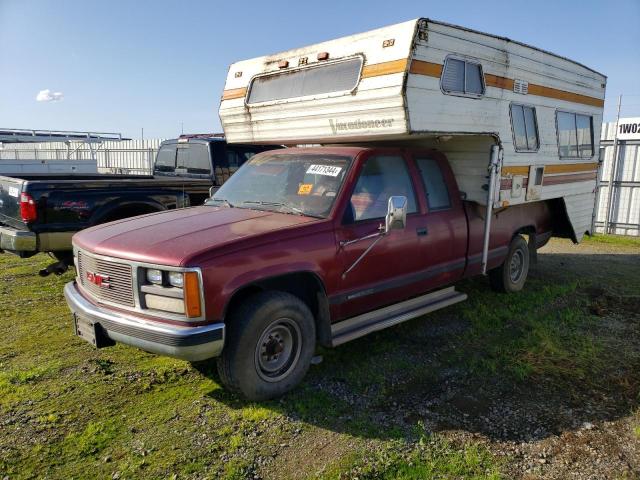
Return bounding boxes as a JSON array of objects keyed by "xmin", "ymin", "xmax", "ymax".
[
  {"xmin": 489, "ymin": 235, "xmax": 530, "ymax": 293},
  {"xmin": 52, "ymin": 251, "xmax": 74, "ymax": 264},
  {"xmin": 217, "ymin": 291, "xmax": 316, "ymax": 401}
]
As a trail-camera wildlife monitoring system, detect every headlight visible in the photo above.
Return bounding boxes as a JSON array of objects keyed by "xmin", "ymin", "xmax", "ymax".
[
  {"xmin": 168, "ymin": 271, "xmax": 184, "ymax": 288},
  {"xmin": 146, "ymin": 268, "xmax": 163, "ymax": 284}
]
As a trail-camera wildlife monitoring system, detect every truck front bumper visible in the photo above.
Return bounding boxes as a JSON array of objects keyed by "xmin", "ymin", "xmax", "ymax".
[
  {"xmin": 64, "ymin": 282, "xmax": 225, "ymax": 362},
  {"xmin": 0, "ymin": 225, "xmax": 36, "ymax": 252}
]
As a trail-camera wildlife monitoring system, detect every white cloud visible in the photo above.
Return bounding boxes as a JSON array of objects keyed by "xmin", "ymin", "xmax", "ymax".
[{"xmin": 36, "ymin": 89, "xmax": 64, "ymax": 102}]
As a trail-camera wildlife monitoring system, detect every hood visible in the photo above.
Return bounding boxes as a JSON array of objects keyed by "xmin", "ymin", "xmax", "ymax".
[{"xmin": 73, "ymin": 206, "xmax": 318, "ymax": 266}]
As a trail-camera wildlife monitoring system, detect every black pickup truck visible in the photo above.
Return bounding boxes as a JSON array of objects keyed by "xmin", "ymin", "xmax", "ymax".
[{"xmin": 0, "ymin": 135, "xmax": 279, "ymax": 274}]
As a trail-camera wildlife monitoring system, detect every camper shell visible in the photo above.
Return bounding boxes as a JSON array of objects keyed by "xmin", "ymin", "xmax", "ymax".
[{"xmin": 219, "ymin": 18, "xmax": 606, "ymax": 242}]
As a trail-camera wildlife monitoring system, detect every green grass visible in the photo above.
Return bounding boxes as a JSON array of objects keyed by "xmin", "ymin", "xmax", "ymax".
[
  {"xmin": 0, "ymin": 239, "xmax": 638, "ymax": 479},
  {"xmin": 319, "ymin": 433, "xmax": 502, "ymax": 480},
  {"xmin": 583, "ymin": 233, "xmax": 640, "ymax": 248},
  {"xmin": 455, "ymin": 279, "xmax": 603, "ymax": 383}
]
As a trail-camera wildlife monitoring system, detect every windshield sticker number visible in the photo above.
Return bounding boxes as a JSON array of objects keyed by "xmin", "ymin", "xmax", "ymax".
[
  {"xmin": 306, "ymin": 164, "xmax": 342, "ymax": 177},
  {"xmin": 298, "ymin": 183, "xmax": 313, "ymax": 195}
]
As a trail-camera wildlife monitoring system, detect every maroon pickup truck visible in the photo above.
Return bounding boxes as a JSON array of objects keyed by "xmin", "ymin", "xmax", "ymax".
[{"xmin": 65, "ymin": 146, "xmax": 552, "ymax": 399}]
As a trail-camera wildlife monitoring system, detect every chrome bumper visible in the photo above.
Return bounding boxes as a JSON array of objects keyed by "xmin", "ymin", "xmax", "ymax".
[
  {"xmin": 0, "ymin": 225, "xmax": 36, "ymax": 252},
  {"xmin": 64, "ymin": 282, "xmax": 225, "ymax": 361}
]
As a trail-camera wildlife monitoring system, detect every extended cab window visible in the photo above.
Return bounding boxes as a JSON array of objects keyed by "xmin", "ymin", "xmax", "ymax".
[
  {"xmin": 176, "ymin": 143, "xmax": 211, "ymax": 174},
  {"xmin": 416, "ymin": 158, "xmax": 451, "ymax": 210},
  {"xmin": 347, "ymin": 156, "xmax": 417, "ymax": 223}
]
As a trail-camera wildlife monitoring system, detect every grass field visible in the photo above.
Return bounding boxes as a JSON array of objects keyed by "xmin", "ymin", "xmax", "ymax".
[{"xmin": 1, "ymin": 235, "xmax": 639, "ymax": 479}]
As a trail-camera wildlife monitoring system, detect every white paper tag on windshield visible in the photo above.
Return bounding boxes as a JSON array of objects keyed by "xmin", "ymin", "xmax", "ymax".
[{"xmin": 306, "ymin": 164, "xmax": 342, "ymax": 177}]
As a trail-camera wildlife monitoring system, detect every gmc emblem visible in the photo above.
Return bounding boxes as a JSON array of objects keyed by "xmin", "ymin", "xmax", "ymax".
[{"xmin": 86, "ymin": 271, "xmax": 111, "ymax": 288}]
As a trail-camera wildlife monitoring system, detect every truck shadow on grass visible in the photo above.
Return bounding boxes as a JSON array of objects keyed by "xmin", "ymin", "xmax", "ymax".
[{"xmin": 203, "ymin": 252, "xmax": 640, "ymax": 444}]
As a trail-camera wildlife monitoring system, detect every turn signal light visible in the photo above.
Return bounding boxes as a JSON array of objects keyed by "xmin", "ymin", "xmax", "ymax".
[
  {"xmin": 19, "ymin": 193, "xmax": 37, "ymax": 222},
  {"xmin": 317, "ymin": 52, "xmax": 329, "ymax": 61},
  {"xmin": 184, "ymin": 272, "xmax": 202, "ymax": 318},
  {"xmin": 278, "ymin": 60, "xmax": 289, "ymax": 69}
]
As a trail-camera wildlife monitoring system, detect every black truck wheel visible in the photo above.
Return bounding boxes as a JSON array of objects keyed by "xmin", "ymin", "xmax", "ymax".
[
  {"xmin": 489, "ymin": 235, "xmax": 530, "ymax": 293},
  {"xmin": 217, "ymin": 291, "xmax": 316, "ymax": 400}
]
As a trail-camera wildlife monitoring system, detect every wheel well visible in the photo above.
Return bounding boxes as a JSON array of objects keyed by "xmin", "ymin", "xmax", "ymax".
[{"xmin": 224, "ymin": 272, "xmax": 332, "ymax": 348}]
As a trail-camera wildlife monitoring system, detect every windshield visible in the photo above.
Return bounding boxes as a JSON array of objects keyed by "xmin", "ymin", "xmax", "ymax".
[{"xmin": 206, "ymin": 152, "xmax": 352, "ymax": 218}]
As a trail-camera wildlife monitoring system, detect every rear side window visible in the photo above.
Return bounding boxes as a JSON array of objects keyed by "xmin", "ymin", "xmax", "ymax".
[
  {"xmin": 557, "ymin": 111, "xmax": 594, "ymax": 158},
  {"xmin": 441, "ymin": 57, "xmax": 485, "ymax": 97},
  {"xmin": 416, "ymin": 158, "xmax": 451, "ymax": 211},
  {"xmin": 155, "ymin": 144, "xmax": 177, "ymax": 171},
  {"xmin": 176, "ymin": 143, "xmax": 211, "ymax": 174},
  {"xmin": 510, "ymin": 104, "xmax": 539, "ymax": 152},
  {"xmin": 347, "ymin": 156, "xmax": 417, "ymax": 223},
  {"xmin": 247, "ymin": 57, "xmax": 362, "ymax": 104}
]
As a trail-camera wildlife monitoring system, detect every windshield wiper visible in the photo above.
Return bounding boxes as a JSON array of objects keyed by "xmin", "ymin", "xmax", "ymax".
[
  {"xmin": 242, "ymin": 200, "xmax": 305, "ymax": 216},
  {"xmin": 209, "ymin": 198, "xmax": 234, "ymax": 208}
]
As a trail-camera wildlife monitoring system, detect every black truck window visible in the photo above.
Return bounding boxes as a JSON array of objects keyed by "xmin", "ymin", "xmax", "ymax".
[{"xmin": 176, "ymin": 143, "xmax": 211, "ymax": 174}]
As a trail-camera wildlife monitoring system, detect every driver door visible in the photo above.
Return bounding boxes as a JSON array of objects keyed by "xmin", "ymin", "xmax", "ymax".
[{"xmin": 333, "ymin": 153, "xmax": 428, "ymax": 320}]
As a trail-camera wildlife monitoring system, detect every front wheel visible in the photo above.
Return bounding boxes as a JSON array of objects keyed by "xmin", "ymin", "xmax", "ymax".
[
  {"xmin": 217, "ymin": 291, "xmax": 316, "ymax": 400},
  {"xmin": 489, "ymin": 235, "xmax": 530, "ymax": 293}
]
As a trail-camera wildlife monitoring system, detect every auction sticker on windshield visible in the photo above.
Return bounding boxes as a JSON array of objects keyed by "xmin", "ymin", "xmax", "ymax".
[{"xmin": 306, "ymin": 164, "xmax": 342, "ymax": 177}]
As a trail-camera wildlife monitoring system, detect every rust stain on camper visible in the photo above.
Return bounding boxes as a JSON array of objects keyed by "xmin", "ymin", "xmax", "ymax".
[
  {"xmin": 361, "ymin": 59, "xmax": 408, "ymax": 78},
  {"xmin": 222, "ymin": 87, "xmax": 247, "ymax": 101}
]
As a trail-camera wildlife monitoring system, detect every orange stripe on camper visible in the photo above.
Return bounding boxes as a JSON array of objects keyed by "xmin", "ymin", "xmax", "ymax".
[
  {"xmin": 502, "ymin": 163, "xmax": 598, "ymax": 176},
  {"xmin": 221, "ymin": 87, "xmax": 247, "ymax": 101},
  {"xmin": 408, "ymin": 60, "xmax": 442, "ymax": 78},
  {"xmin": 526, "ymin": 84, "xmax": 604, "ymax": 108},
  {"xmin": 484, "ymin": 74, "xmax": 515, "ymax": 90},
  {"xmin": 544, "ymin": 162, "xmax": 599, "ymax": 174},
  {"xmin": 361, "ymin": 59, "xmax": 408, "ymax": 78}
]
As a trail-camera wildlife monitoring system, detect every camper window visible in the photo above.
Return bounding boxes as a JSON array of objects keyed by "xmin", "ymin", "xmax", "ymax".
[
  {"xmin": 247, "ymin": 57, "xmax": 362, "ymax": 104},
  {"xmin": 441, "ymin": 57, "xmax": 485, "ymax": 97},
  {"xmin": 510, "ymin": 104, "xmax": 539, "ymax": 152},
  {"xmin": 556, "ymin": 111, "xmax": 594, "ymax": 158}
]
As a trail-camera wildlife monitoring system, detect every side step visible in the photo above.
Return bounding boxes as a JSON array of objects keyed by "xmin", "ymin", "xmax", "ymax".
[{"xmin": 331, "ymin": 286, "xmax": 467, "ymax": 346}]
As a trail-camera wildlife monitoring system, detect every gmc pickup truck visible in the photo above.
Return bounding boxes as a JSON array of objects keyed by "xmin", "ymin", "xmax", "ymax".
[
  {"xmin": 65, "ymin": 147, "xmax": 553, "ymax": 400},
  {"xmin": 0, "ymin": 136, "xmax": 278, "ymax": 275}
]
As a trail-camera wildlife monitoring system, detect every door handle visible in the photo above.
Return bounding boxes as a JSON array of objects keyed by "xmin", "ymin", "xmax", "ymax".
[{"xmin": 416, "ymin": 227, "xmax": 428, "ymax": 237}]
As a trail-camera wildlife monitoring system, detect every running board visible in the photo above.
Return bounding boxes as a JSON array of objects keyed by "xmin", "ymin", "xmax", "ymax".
[{"xmin": 331, "ymin": 287, "xmax": 467, "ymax": 346}]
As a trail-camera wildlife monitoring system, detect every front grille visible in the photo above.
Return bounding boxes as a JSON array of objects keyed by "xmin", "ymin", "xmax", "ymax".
[{"xmin": 77, "ymin": 250, "xmax": 135, "ymax": 307}]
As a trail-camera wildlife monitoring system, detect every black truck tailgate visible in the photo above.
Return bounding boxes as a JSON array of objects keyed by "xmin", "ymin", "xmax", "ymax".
[{"xmin": 0, "ymin": 176, "xmax": 26, "ymax": 229}]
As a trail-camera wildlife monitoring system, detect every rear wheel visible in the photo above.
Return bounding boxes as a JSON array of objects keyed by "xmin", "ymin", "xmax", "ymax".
[
  {"xmin": 217, "ymin": 291, "xmax": 316, "ymax": 400},
  {"xmin": 489, "ymin": 235, "xmax": 530, "ymax": 293}
]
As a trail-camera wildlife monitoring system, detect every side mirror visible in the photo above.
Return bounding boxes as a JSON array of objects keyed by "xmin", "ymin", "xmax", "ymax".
[{"xmin": 385, "ymin": 196, "xmax": 407, "ymax": 233}]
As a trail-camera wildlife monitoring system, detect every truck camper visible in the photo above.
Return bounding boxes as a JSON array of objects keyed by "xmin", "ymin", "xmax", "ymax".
[
  {"xmin": 65, "ymin": 19, "xmax": 606, "ymax": 399},
  {"xmin": 220, "ymin": 18, "xmax": 605, "ymax": 248}
]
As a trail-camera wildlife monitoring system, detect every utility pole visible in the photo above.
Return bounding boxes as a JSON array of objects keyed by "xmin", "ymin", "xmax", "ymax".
[
  {"xmin": 181, "ymin": 122, "xmax": 184, "ymax": 135},
  {"xmin": 604, "ymin": 95, "xmax": 622, "ymax": 235},
  {"xmin": 141, "ymin": 127, "xmax": 144, "ymax": 141}
]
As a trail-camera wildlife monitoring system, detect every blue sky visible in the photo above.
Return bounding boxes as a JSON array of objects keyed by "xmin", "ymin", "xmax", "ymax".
[{"xmin": 1, "ymin": 0, "xmax": 639, "ymax": 139}]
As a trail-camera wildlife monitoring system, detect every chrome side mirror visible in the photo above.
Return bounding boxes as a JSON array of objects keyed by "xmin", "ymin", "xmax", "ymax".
[{"xmin": 385, "ymin": 196, "xmax": 407, "ymax": 232}]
